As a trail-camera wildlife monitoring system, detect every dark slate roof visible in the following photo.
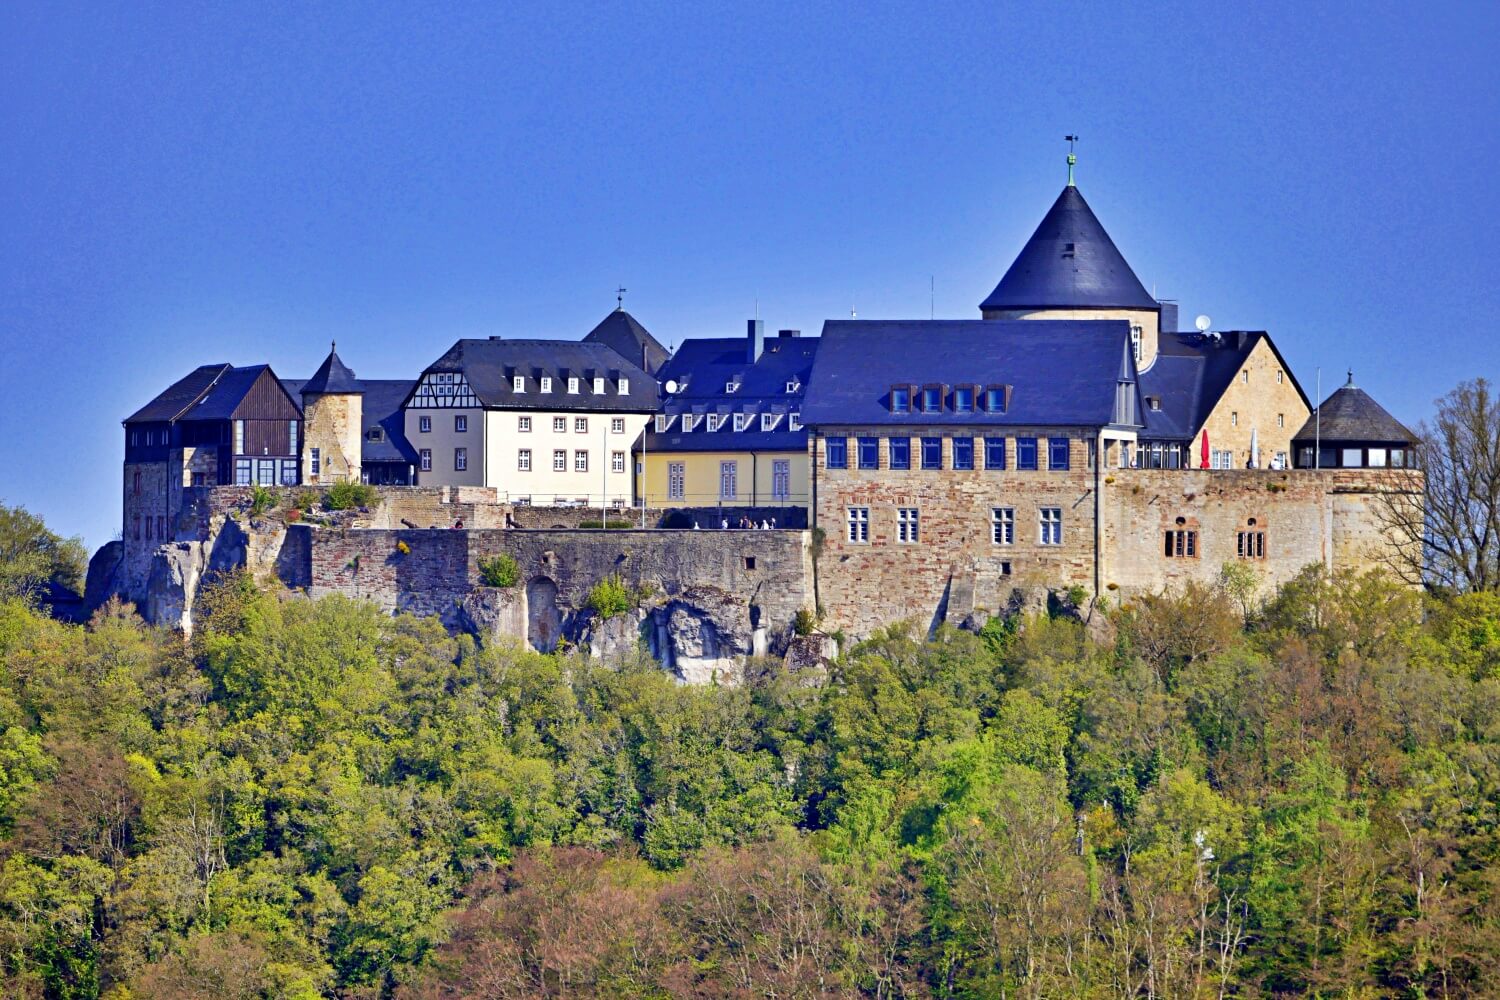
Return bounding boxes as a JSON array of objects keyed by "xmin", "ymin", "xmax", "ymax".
[
  {"xmin": 1292, "ymin": 376, "xmax": 1415, "ymax": 444},
  {"xmin": 124, "ymin": 364, "xmax": 288, "ymax": 423},
  {"xmin": 418, "ymin": 338, "xmax": 659, "ymax": 411},
  {"xmin": 980, "ymin": 185, "xmax": 1158, "ymax": 312},
  {"xmin": 1137, "ymin": 331, "xmax": 1312, "ymax": 441},
  {"xmin": 641, "ymin": 334, "xmax": 819, "ymax": 452},
  {"xmin": 300, "ymin": 345, "xmax": 363, "ymax": 395},
  {"xmin": 800, "ymin": 319, "xmax": 1135, "ymax": 428},
  {"xmin": 282, "ymin": 377, "xmax": 419, "ymax": 465},
  {"xmin": 582, "ymin": 309, "xmax": 671, "ymax": 374}
]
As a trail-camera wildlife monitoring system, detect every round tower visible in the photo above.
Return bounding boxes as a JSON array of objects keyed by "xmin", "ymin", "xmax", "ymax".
[{"xmin": 300, "ymin": 343, "xmax": 364, "ymax": 483}]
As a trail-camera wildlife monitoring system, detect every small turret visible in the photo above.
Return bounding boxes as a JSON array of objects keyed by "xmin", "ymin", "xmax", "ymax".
[{"xmin": 300, "ymin": 343, "xmax": 364, "ymax": 483}]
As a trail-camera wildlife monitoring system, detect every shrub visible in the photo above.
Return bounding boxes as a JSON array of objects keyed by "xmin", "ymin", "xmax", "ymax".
[
  {"xmin": 248, "ymin": 484, "xmax": 277, "ymax": 517},
  {"xmin": 291, "ymin": 490, "xmax": 321, "ymax": 511},
  {"xmin": 577, "ymin": 519, "xmax": 635, "ymax": 530},
  {"xmin": 585, "ymin": 574, "xmax": 634, "ymax": 619},
  {"xmin": 478, "ymin": 554, "xmax": 519, "ymax": 588},
  {"xmin": 325, "ymin": 481, "xmax": 379, "ymax": 510},
  {"xmin": 1066, "ymin": 585, "xmax": 1089, "ymax": 607},
  {"xmin": 793, "ymin": 608, "xmax": 817, "ymax": 636}
]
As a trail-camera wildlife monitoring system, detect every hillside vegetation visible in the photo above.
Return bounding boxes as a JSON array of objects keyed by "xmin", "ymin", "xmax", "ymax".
[{"xmin": 3, "ymin": 560, "xmax": 1500, "ymax": 997}]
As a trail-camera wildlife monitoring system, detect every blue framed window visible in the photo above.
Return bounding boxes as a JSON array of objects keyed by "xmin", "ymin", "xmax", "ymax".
[
  {"xmin": 889, "ymin": 437, "xmax": 910, "ymax": 469},
  {"xmin": 890, "ymin": 387, "xmax": 911, "ymax": 413},
  {"xmin": 858, "ymin": 436, "xmax": 880, "ymax": 469},
  {"xmin": 954, "ymin": 386, "xmax": 974, "ymax": 413},
  {"xmin": 985, "ymin": 387, "xmax": 1007, "ymax": 412},
  {"xmin": 922, "ymin": 387, "xmax": 943, "ymax": 413},
  {"xmin": 1017, "ymin": 437, "xmax": 1038, "ymax": 470},
  {"xmin": 985, "ymin": 437, "xmax": 1006, "ymax": 469},
  {"xmin": 826, "ymin": 437, "xmax": 847, "ymax": 469},
  {"xmin": 921, "ymin": 437, "xmax": 943, "ymax": 470},
  {"xmin": 1048, "ymin": 438, "xmax": 1070, "ymax": 470},
  {"xmin": 952, "ymin": 436, "xmax": 974, "ymax": 470}
]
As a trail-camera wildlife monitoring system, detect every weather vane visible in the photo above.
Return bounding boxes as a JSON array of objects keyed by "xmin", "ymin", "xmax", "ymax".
[
  {"xmin": 616, "ymin": 285, "xmax": 627, "ymax": 310},
  {"xmin": 1065, "ymin": 134, "xmax": 1079, "ymax": 186}
]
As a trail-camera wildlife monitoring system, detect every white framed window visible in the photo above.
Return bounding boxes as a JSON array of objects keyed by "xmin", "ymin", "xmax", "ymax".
[
  {"xmin": 575, "ymin": 417, "xmax": 588, "ymax": 434},
  {"xmin": 707, "ymin": 414, "xmax": 722, "ymax": 432},
  {"xmin": 419, "ymin": 415, "xmax": 431, "ymax": 433},
  {"xmin": 289, "ymin": 420, "xmax": 299, "ymax": 455},
  {"xmin": 235, "ymin": 458, "xmax": 252, "ymax": 484},
  {"xmin": 1240, "ymin": 371, "xmax": 1248, "ymax": 384},
  {"xmin": 785, "ymin": 380, "xmax": 800, "ymax": 393},
  {"xmin": 553, "ymin": 416, "xmax": 567, "ymax": 433},
  {"xmin": 733, "ymin": 414, "xmax": 748, "ymax": 432},
  {"xmin": 611, "ymin": 450, "xmax": 625, "ymax": 473},
  {"xmin": 1277, "ymin": 413, "xmax": 1284, "ymax": 428},
  {"xmin": 574, "ymin": 450, "xmax": 589, "ymax": 472},
  {"xmin": 454, "ymin": 447, "xmax": 468, "ymax": 471},
  {"xmin": 540, "ymin": 377, "xmax": 552, "ymax": 393},
  {"xmin": 611, "ymin": 417, "xmax": 625, "ymax": 434},
  {"xmin": 655, "ymin": 414, "xmax": 667, "ymax": 432},
  {"xmin": 897, "ymin": 507, "xmax": 920, "ymax": 543},
  {"xmin": 1130, "ymin": 325, "xmax": 1142, "ymax": 363},
  {"xmin": 725, "ymin": 381, "xmax": 740, "ymax": 393},
  {"xmin": 1277, "ymin": 370, "xmax": 1284, "ymax": 383},
  {"xmin": 454, "ymin": 414, "xmax": 468, "ymax": 432},
  {"xmin": 1231, "ymin": 411, "xmax": 1239, "ymax": 426},
  {"xmin": 992, "ymin": 507, "xmax": 1015, "ymax": 545},
  {"xmin": 519, "ymin": 416, "xmax": 532, "ymax": 432},
  {"xmin": 593, "ymin": 377, "xmax": 604, "ymax": 394},
  {"xmin": 772, "ymin": 459, "xmax": 790, "ymax": 500},
  {"xmin": 567, "ymin": 377, "xmax": 579, "ymax": 393},
  {"xmin": 513, "ymin": 375, "xmax": 525, "ymax": 392},
  {"xmin": 311, "ymin": 448, "xmax": 321, "ymax": 476},
  {"xmin": 419, "ymin": 449, "xmax": 432, "ymax": 472},
  {"xmin": 789, "ymin": 412, "xmax": 802, "ymax": 431},
  {"xmin": 518, "ymin": 448, "xmax": 531, "ymax": 471},
  {"xmin": 761, "ymin": 413, "xmax": 778, "ymax": 432},
  {"xmin": 553, "ymin": 449, "xmax": 567, "ymax": 471},
  {"xmin": 719, "ymin": 460, "xmax": 737, "ymax": 499},
  {"xmin": 618, "ymin": 378, "xmax": 629, "ymax": 395},
  {"xmin": 1039, "ymin": 507, "xmax": 1062, "ymax": 546},
  {"xmin": 847, "ymin": 506, "xmax": 870, "ymax": 543},
  {"xmin": 668, "ymin": 461, "xmax": 685, "ymax": 500},
  {"xmin": 682, "ymin": 414, "xmax": 697, "ymax": 432},
  {"xmin": 234, "ymin": 420, "xmax": 245, "ymax": 453}
]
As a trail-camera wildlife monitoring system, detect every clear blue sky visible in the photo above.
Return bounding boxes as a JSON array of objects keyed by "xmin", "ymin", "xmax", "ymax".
[{"xmin": 3, "ymin": 2, "xmax": 1498, "ymax": 548}]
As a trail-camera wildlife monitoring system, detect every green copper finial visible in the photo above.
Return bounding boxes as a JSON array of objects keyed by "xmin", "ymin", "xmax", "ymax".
[{"xmin": 1064, "ymin": 134, "xmax": 1079, "ymax": 186}]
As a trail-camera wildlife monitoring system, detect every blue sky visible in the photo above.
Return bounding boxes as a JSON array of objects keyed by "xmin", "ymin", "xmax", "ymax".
[{"xmin": 3, "ymin": 2, "xmax": 1498, "ymax": 548}]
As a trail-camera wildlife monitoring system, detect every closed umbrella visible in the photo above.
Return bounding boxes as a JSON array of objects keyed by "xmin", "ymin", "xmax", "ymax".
[
  {"xmin": 1249, "ymin": 426, "xmax": 1259, "ymax": 469},
  {"xmin": 1200, "ymin": 430, "xmax": 1210, "ymax": 469}
]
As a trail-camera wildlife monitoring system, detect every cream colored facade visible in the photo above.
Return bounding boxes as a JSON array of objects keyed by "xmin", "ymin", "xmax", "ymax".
[
  {"xmin": 637, "ymin": 450, "xmax": 810, "ymax": 508},
  {"xmin": 1197, "ymin": 338, "xmax": 1310, "ymax": 470},
  {"xmin": 302, "ymin": 393, "xmax": 363, "ymax": 483},
  {"xmin": 983, "ymin": 306, "xmax": 1161, "ymax": 370}
]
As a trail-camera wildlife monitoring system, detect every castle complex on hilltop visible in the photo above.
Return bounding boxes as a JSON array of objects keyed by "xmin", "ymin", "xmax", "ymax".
[{"xmin": 102, "ymin": 169, "xmax": 1421, "ymax": 665}]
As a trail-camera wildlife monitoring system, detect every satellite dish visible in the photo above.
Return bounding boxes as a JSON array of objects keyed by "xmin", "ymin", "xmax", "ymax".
[
  {"xmin": 1194, "ymin": 314, "xmax": 1212, "ymax": 333},
  {"xmin": 664, "ymin": 380, "xmax": 679, "ymax": 394}
]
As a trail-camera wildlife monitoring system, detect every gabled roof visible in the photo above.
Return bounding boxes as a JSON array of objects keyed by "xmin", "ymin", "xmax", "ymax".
[
  {"xmin": 301, "ymin": 345, "xmax": 362, "ymax": 395},
  {"xmin": 800, "ymin": 319, "xmax": 1136, "ymax": 428},
  {"xmin": 124, "ymin": 364, "xmax": 294, "ymax": 424},
  {"xmin": 1137, "ymin": 331, "xmax": 1312, "ymax": 440},
  {"xmin": 980, "ymin": 185, "xmax": 1158, "ymax": 313},
  {"xmin": 1292, "ymin": 376, "xmax": 1416, "ymax": 444},
  {"xmin": 583, "ymin": 309, "xmax": 670, "ymax": 374},
  {"xmin": 416, "ymin": 338, "xmax": 659, "ymax": 412},
  {"xmin": 282, "ymin": 377, "xmax": 419, "ymax": 464}
]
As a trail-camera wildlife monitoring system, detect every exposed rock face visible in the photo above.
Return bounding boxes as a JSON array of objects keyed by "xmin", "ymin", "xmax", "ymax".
[
  {"xmin": 83, "ymin": 540, "xmax": 124, "ymax": 613},
  {"xmin": 652, "ymin": 587, "xmax": 753, "ymax": 684},
  {"xmin": 143, "ymin": 517, "xmax": 272, "ymax": 632},
  {"xmin": 583, "ymin": 608, "xmax": 650, "ymax": 662},
  {"xmin": 457, "ymin": 587, "xmax": 527, "ymax": 647}
]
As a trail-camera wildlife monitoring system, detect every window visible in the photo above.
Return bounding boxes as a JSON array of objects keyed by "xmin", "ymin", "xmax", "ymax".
[
  {"xmin": 985, "ymin": 386, "xmax": 1007, "ymax": 412},
  {"xmin": 922, "ymin": 386, "xmax": 943, "ymax": 412},
  {"xmin": 419, "ymin": 415, "xmax": 432, "ymax": 433},
  {"xmin": 826, "ymin": 437, "xmax": 847, "ymax": 468},
  {"xmin": 611, "ymin": 417, "xmax": 625, "ymax": 434},
  {"xmin": 898, "ymin": 507, "xmax": 920, "ymax": 543},
  {"xmin": 954, "ymin": 386, "xmax": 974, "ymax": 413},
  {"xmin": 1277, "ymin": 413, "xmax": 1284, "ymax": 428},
  {"xmin": 575, "ymin": 417, "xmax": 588, "ymax": 434},
  {"xmin": 145, "ymin": 515, "xmax": 152, "ymax": 541},
  {"xmin": 130, "ymin": 430, "xmax": 138, "ymax": 447},
  {"xmin": 952, "ymin": 436, "xmax": 974, "ymax": 470},
  {"xmin": 518, "ymin": 448, "xmax": 532, "ymax": 471},
  {"xmin": 1231, "ymin": 411, "xmax": 1239, "ymax": 426},
  {"xmin": 1039, "ymin": 507, "xmax": 1063, "ymax": 546},
  {"xmin": 760, "ymin": 413, "xmax": 778, "ymax": 432},
  {"xmin": 725, "ymin": 380, "xmax": 740, "ymax": 394},
  {"xmin": 455, "ymin": 414, "xmax": 468, "ymax": 432},
  {"xmin": 786, "ymin": 380, "xmax": 800, "ymax": 393},
  {"xmin": 655, "ymin": 414, "xmax": 667, "ymax": 433},
  {"xmin": 289, "ymin": 420, "xmax": 298, "ymax": 455},
  {"xmin": 889, "ymin": 437, "xmax": 910, "ymax": 469},
  {"xmin": 513, "ymin": 375, "xmax": 525, "ymax": 392},
  {"xmin": 133, "ymin": 470, "xmax": 141, "ymax": 495},
  {"xmin": 1211, "ymin": 449, "xmax": 1233, "ymax": 470},
  {"xmin": 367, "ymin": 428, "xmax": 384, "ymax": 442},
  {"xmin": 1017, "ymin": 437, "xmax": 1038, "ymax": 470},
  {"xmin": 772, "ymin": 459, "xmax": 790, "ymax": 500},
  {"xmin": 1240, "ymin": 371, "xmax": 1248, "ymax": 384},
  {"xmin": 734, "ymin": 414, "xmax": 748, "ymax": 432},
  {"xmin": 992, "ymin": 507, "xmax": 1015, "ymax": 545},
  {"xmin": 256, "ymin": 460, "xmax": 276, "ymax": 486},
  {"xmin": 420, "ymin": 450, "xmax": 432, "ymax": 472},
  {"xmin": 1130, "ymin": 325, "xmax": 1143, "ymax": 363},
  {"xmin": 618, "ymin": 378, "xmax": 629, "ymax": 395},
  {"xmin": 1237, "ymin": 530, "xmax": 1265, "ymax": 559},
  {"xmin": 553, "ymin": 416, "xmax": 566, "ymax": 433},
  {"xmin": 519, "ymin": 416, "xmax": 532, "ymax": 432},
  {"xmin": 719, "ymin": 460, "xmax": 737, "ymax": 499},
  {"xmin": 553, "ymin": 449, "xmax": 567, "ymax": 471},
  {"xmin": 592, "ymin": 377, "xmax": 605, "ymax": 394},
  {"xmin": 280, "ymin": 460, "xmax": 297, "ymax": 486},
  {"xmin": 1342, "ymin": 448, "xmax": 1363, "ymax": 467},
  {"xmin": 985, "ymin": 437, "xmax": 1006, "ymax": 470},
  {"xmin": 847, "ymin": 506, "xmax": 869, "ymax": 543},
  {"xmin": 707, "ymin": 414, "xmax": 722, "ymax": 432},
  {"xmin": 611, "ymin": 450, "xmax": 625, "ymax": 473},
  {"xmin": 1367, "ymin": 448, "xmax": 1387, "ymax": 467},
  {"xmin": 568, "ymin": 377, "xmax": 579, "ymax": 393},
  {"xmin": 574, "ymin": 450, "xmax": 588, "ymax": 472},
  {"xmin": 234, "ymin": 420, "xmax": 245, "ymax": 454},
  {"xmin": 789, "ymin": 412, "xmax": 802, "ymax": 431},
  {"xmin": 540, "ymin": 377, "xmax": 552, "ymax": 393},
  {"xmin": 858, "ymin": 436, "xmax": 879, "ymax": 469},
  {"xmin": 668, "ymin": 462, "xmax": 685, "ymax": 500},
  {"xmin": 454, "ymin": 447, "xmax": 468, "ymax": 471},
  {"xmin": 311, "ymin": 449, "xmax": 321, "ymax": 477},
  {"xmin": 1048, "ymin": 438, "xmax": 1070, "ymax": 470},
  {"xmin": 1277, "ymin": 370, "xmax": 1284, "ymax": 383},
  {"xmin": 1391, "ymin": 448, "xmax": 1407, "ymax": 468},
  {"xmin": 1164, "ymin": 528, "xmax": 1198, "ymax": 558},
  {"xmin": 921, "ymin": 437, "xmax": 943, "ymax": 470}
]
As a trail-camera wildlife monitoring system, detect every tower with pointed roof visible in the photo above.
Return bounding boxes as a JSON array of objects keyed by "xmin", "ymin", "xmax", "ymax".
[{"xmin": 300, "ymin": 343, "xmax": 364, "ymax": 483}]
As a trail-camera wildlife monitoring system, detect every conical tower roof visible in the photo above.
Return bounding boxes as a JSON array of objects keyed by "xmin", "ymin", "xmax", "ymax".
[
  {"xmin": 981, "ymin": 186, "xmax": 1157, "ymax": 312},
  {"xmin": 302, "ymin": 343, "xmax": 362, "ymax": 395},
  {"xmin": 1292, "ymin": 372, "xmax": 1415, "ymax": 443}
]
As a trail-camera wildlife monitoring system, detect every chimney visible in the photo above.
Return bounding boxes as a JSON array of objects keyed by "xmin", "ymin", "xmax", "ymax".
[
  {"xmin": 747, "ymin": 319, "xmax": 764, "ymax": 364},
  {"xmin": 1156, "ymin": 300, "xmax": 1178, "ymax": 335},
  {"xmin": 778, "ymin": 329, "xmax": 801, "ymax": 339}
]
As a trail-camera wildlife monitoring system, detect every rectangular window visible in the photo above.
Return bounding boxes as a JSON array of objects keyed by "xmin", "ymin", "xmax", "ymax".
[
  {"xmin": 280, "ymin": 460, "xmax": 297, "ymax": 486},
  {"xmin": 734, "ymin": 414, "xmax": 749, "ymax": 432},
  {"xmin": 921, "ymin": 437, "xmax": 943, "ymax": 470},
  {"xmin": 760, "ymin": 413, "xmax": 778, "ymax": 432},
  {"xmin": 513, "ymin": 375, "xmax": 525, "ymax": 392},
  {"xmin": 890, "ymin": 387, "xmax": 911, "ymax": 413},
  {"xmin": 985, "ymin": 387, "xmax": 1007, "ymax": 412},
  {"xmin": 952, "ymin": 436, "xmax": 974, "ymax": 470},
  {"xmin": 953, "ymin": 386, "xmax": 974, "ymax": 413},
  {"xmin": 419, "ymin": 415, "xmax": 432, "ymax": 433},
  {"xmin": 1131, "ymin": 326, "xmax": 1142, "ymax": 363},
  {"xmin": 593, "ymin": 377, "xmax": 605, "ymax": 394},
  {"xmin": 847, "ymin": 506, "xmax": 869, "ymax": 543},
  {"xmin": 540, "ymin": 377, "xmax": 552, "ymax": 393},
  {"xmin": 655, "ymin": 414, "xmax": 667, "ymax": 433},
  {"xmin": 897, "ymin": 507, "xmax": 920, "ymax": 543},
  {"xmin": 707, "ymin": 414, "xmax": 721, "ymax": 432},
  {"xmin": 611, "ymin": 450, "xmax": 625, "ymax": 473},
  {"xmin": 518, "ymin": 448, "xmax": 532, "ymax": 471},
  {"xmin": 668, "ymin": 462, "xmax": 685, "ymax": 500},
  {"xmin": 553, "ymin": 416, "xmax": 566, "ymax": 433},
  {"xmin": 234, "ymin": 420, "xmax": 245, "ymax": 454},
  {"xmin": 826, "ymin": 437, "xmax": 847, "ymax": 469},
  {"xmin": 1017, "ymin": 437, "xmax": 1038, "ymax": 470},
  {"xmin": 720, "ymin": 460, "xmax": 737, "ymax": 499},
  {"xmin": 1231, "ymin": 411, "xmax": 1239, "ymax": 426},
  {"xmin": 575, "ymin": 417, "xmax": 588, "ymax": 434},
  {"xmin": 1277, "ymin": 370, "xmax": 1284, "ymax": 384},
  {"xmin": 419, "ymin": 449, "xmax": 432, "ymax": 473},
  {"xmin": 1342, "ymin": 448, "xmax": 1363, "ymax": 467},
  {"xmin": 1165, "ymin": 529, "xmax": 1198, "ymax": 558},
  {"xmin": 1367, "ymin": 448, "xmax": 1387, "ymax": 467},
  {"xmin": 858, "ymin": 436, "xmax": 880, "ymax": 469},
  {"xmin": 618, "ymin": 378, "xmax": 629, "ymax": 395},
  {"xmin": 256, "ymin": 459, "xmax": 276, "ymax": 486},
  {"xmin": 568, "ymin": 377, "xmax": 579, "ymax": 393},
  {"xmin": 888, "ymin": 437, "xmax": 910, "ymax": 470},
  {"xmin": 1237, "ymin": 530, "xmax": 1265, "ymax": 559},
  {"xmin": 1240, "ymin": 371, "xmax": 1248, "ymax": 384},
  {"xmin": 455, "ymin": 414, "xmax": 468, "ymax": 433},
  {"xmin": 789, "ymin": 412, "xmax": 802, "ymax": 431},
  {"xmin": 574, "ymin": 450, "xmax": 588, "ymax": 472},
  {"xmin": 289, "ymin": 421, "xmax": 298, "ymax": 455},
  {"xmin": 992, "ymin": 507, "xmax": 1015, "ymax": 545},
  {"xmin": 1048, "ymin": 438, "xmax": 1071, "ymax": 470},
  {"xmin": 553, "ymin": 449, "xmax": 566, "ymax": 471},
  {"xmin": 985, "ymin": 437, "xmax": 1006, "ymax": 469},
  {"xmin": 922, "ymin": 386, "xmax": 943, "ymax": 413},
  {"xmin": 1039, "ymin": 507, "xmax": 1063, "ymax": 545},
  {"xmin": 1277, "ymin": 413, "xmax": 1285, "ymax": 428},
  {"xmin": 772, "ymin": 459, "xmax": 790, "ymax": 500},
  {"xmin": 519, "ymin": 416, "xmax": 532, "ymax": 432},
  {"xmin": 454, "ymin": 447, "xmax": 468, "ymax": 471},
  {"xmin": 133, "ymin": 470, "xmax": 141, "ymax": 494},
  {"xmin": 611, "ymin": 417, "xmax": 625, "ymax": 434},
  {"xmin": 192, "ymin": 472, "xmax": 206, "ymax": 487}
]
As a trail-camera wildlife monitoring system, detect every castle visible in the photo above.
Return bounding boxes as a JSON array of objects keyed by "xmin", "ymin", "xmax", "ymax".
[{"xmin": 98, "ymin": 170, "xmax": 1421, "ymax": 673}]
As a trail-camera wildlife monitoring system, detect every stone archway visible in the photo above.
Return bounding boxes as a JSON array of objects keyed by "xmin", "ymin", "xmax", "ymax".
[{"xmin": 526, "ymin": 576, "xmax": 562, "ymax": 652}]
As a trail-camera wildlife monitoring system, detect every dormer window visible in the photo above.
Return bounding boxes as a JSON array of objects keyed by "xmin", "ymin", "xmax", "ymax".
[
  {"xmin": 568, "ymin": 377, "xmax": 579, "ymax": 393},
  {"xmin": 954, "ymin": 386, "xmax": 975, "ymax": 413},
  {"xmin": 540, "ymin": 377, "xmax": 552, "ymax": 393},
  {"xmin": 789, "ymin": 412, "xmax": 802, "ymax": 431},
  {"xmin": 761, "ymin": 413, "xmax": 779, "ymax": 432},
  {"xmin": 984, "ymin": 385, "xmax": 1008, "ymax": 412},
  {"xmin": 618, "ymin": 378, "xmax": 629, "ymax": 395},
  {"xmin": 707, "ymin": 414, "xmax": 722, "ymax": 432},
  {"xmin": 725, "ymin": 381, "xmax": 740, "ymax": 394},
  {"xmin": 593, "ymin": 377, "xmax": 605, "ymax": 394},
  {"xmin": 890, "ymin": 386, "xmax": 911, "ymax": 414},
  {"xmin": 785, "ymin": 380, "xmax": 800, "ymax": 393},
  {"xmin": 1147, "ymin": 396, "xmax": 1162, "ymax": 411},
  {"xmin": 682, "ymin": 414, "xmax": 697, "ymax": 432},
  {"xmin": 734, "ymin": 414, "xmax": 749, "ymax": 432},
  {"xmin": 655, "ymin": 415, "xmax": 667, "ymax": 432},
  {"xmin": 512, "ymin": 375, "xmax": 525, "ymax": 392},
  {"xmin": 921, "ymin": 386, "xmax": 944, "ymax": 413}
]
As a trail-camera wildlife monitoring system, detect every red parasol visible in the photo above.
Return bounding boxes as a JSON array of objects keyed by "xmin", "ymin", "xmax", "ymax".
[{"xmin": 1200, "ymin": 430, "xmax": 1210, "ymax": 469}]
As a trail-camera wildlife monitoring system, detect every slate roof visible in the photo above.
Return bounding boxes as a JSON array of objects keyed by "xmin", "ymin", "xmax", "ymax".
[
  {"xmin": 582, "ymin": 309, "xmax": 671, "ymax": 374},
  {"xmin": 641, "ymin": 334, "xmax": 819, "ymax": 452},
  {"xmin": 416, "ymin": 338, "xmax": 659, "ymax": 411},
  {"xmin": 283, "ymin": 378, "xmax": 419, "ymax": 465},
  {"xmin": 981, "ymin": 185, "xmax": 1158, "ymax": 312},
  {"xmin": 1292, "ymin": 376, "xmax": 1415, "ymax": 444},
  {"xmin": 124, "ymin": 364, "xmax": 285, "ymax": 423},
  {"xmin": 1137, "ymin": 331, "xmax": 1312, "ymax": 441},
  {"xmin": 800, "ymin": 320, "xmax": 1136, "ymax": 428},
  {"xmin": 301, "ymin": 346, "xmax": 363, "ymax": 395}
]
